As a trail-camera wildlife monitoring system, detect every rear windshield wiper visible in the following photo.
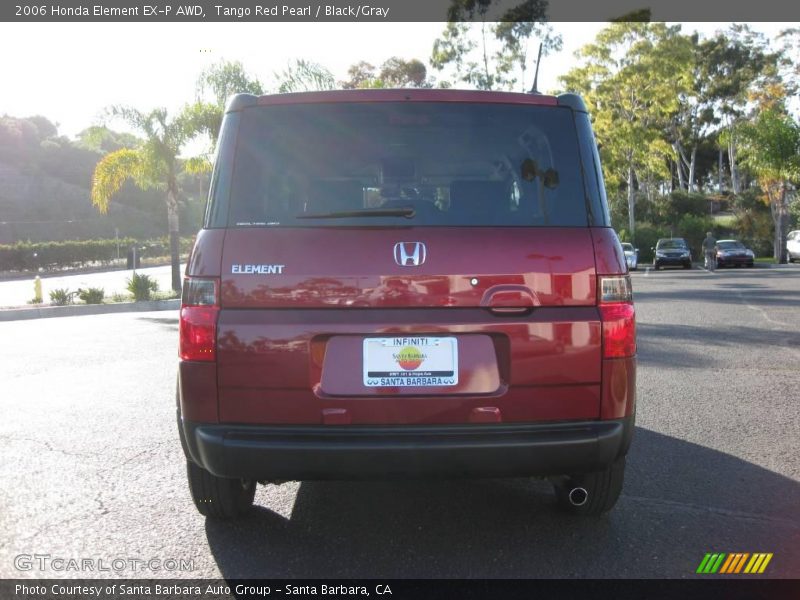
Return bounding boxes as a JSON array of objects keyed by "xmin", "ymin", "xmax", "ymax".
[{"xmin": 295, "ymin": 207, "xmax": 415, "ymax": 219}]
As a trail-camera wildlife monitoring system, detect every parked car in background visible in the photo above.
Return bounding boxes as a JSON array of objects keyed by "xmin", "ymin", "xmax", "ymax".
[
  {"xmin": 787, "ymin": 230, "xmax": 800, "ymax": 263},
  {"xmin": 621, "ymin": 243, "xmax": 638, "ymax": 271},
  {"xmin": 653, "ymin": 238, "xmax": 691, "ymax": 270},
  {"xmin": 715, "ymin": 239, "xmax": 755, "ymax": 268}
]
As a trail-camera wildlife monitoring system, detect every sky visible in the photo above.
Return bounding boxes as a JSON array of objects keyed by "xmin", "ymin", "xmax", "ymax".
[{"xmin": 0, "ymin": 21, "xmax": 791, "ymax": 145}]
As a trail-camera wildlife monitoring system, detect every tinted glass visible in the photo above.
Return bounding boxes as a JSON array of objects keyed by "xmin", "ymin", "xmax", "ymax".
[
  {"xmin": 621, "ymin": 243, "xmax": 634, "ymax": 252},
  {"xmin": 717, "ymin": 241, "xmax": 744, "ymax": 249},
  {"xmin": 657, "ymin": 239, "xmax": 687, "ymax": 249},
  {"xmin": 226, "ymin": 102, "xmax": 588, "ymax": 227}
]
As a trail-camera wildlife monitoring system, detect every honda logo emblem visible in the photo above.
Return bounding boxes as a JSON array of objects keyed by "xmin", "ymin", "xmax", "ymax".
[{"xmin": 393, "ymin": 242, "xmax": 427, "ymax": 266}]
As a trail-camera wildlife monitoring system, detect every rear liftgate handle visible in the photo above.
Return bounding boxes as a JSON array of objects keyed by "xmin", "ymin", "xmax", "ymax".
[{"xmin": 480, "ymin": 285, "xmax": 538, "ymax": 316}]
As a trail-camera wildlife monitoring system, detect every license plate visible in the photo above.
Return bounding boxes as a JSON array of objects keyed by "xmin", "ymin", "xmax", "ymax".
[{"xmin": 363, "ymin": 337, "xmax": 458, "ymax": 387}]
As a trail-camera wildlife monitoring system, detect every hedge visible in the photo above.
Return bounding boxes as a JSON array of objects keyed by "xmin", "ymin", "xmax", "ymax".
[{"xmin": 0, "ymin": 237, "xmax": 194, "ymax": 272}]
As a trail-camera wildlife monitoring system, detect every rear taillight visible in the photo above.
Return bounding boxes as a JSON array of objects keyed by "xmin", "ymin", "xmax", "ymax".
[
  {"xmin": 598, "ymin": 275, "xmax": 636, "ymax": 359},
  {"xmin": 179, "ymin": 277, "xmax": 219, "ymax": 362}
]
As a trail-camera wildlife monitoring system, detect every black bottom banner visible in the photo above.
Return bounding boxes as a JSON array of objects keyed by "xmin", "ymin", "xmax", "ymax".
[{"xmin": 2, "ymin": 579, "xmax": 800, "ymax": 600}]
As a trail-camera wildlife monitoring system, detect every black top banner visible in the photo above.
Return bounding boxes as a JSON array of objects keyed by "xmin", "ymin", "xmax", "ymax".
[{"xmin": 2, "ymin": 0, "xmax": 800, "ymax": 22}]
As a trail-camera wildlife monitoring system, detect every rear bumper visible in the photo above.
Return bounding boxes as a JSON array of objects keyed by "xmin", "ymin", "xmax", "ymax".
[
  {"xmin": 654, "ymin": 257, "xmax": 691, "ymax": 267},
  {"xmin": 717, "ymin": 256, "xmax": 753, "ymax": 266},
  {"xmin": 181, "ymin": 417, "xmax": 634, "ymax": 480}
]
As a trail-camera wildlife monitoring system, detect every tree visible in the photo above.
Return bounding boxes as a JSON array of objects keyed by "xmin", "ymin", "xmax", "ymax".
[
  {"xmin": 341, "ymin": 57, "xmax": 432, "ymax": 89},
  {"xmin": 667, "ymin": 33, "xmax": 715, "ymax": 194},
  {"xmin": 197, "ymin": 59, "xmax": 264, "ymax": 108},
  {"xmin": 494, "ymin": 21, "xmax": 561, "ymax": 91},
  {"xmin": 184, "ymin": 60, "xmax": 264, "ymax": 157},
  {"xmin": 431, "ymin": 19, "xmax": 561, "ymax": 91},
  {"xmin": 76, "ymin": 126, "xmax": 140, "ymax": 154},
  {"xmin": 738, "ymin": 109, "xmax": 800, "ymax": 262},
  {"xmin": 561, "ymin": 23, "xmax": 692, "ymax": 236},
  {"xmin": 274, "ymin": 59, "xmax": 335, "ymax": 93},
  {"xmin": 379, "ymin": 57, "xmax": 429, "ymax": 87},
  {"xmin": 700, "ymin": 27, "xmax": 782, "ymax": 194},
  {"xmin": 90, "ymin": 107, "xmax": 195, "ymax": 291},
  {"xmin": 341, "ymin": 61, "xmax": 378, "ymax": 89}
]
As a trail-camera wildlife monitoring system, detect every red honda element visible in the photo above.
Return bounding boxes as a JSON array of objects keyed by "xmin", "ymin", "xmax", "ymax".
[{"xmin": 177, "ymin": 89, "xmax": 636, "ymax": 519}]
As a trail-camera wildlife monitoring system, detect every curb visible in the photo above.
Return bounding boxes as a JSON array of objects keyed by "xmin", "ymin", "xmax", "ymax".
[{"xmin": 0, "ymin": 299, "xmax": 180, "ymax": 322}]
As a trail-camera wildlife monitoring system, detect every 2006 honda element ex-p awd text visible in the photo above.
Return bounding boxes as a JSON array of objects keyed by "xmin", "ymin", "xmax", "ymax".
[{"xmin": 177, "ymin": 89, "xmax": 636, "ymax": 519}]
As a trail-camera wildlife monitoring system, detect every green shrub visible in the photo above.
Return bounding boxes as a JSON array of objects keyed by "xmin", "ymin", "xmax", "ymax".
[
  {"xmin": 733, "ymin": 210, "xmax": 773, "ymax": 257},
  {"xmin": 0, "ymin": 236, "xmax": 195, "ymax": 272},
  {"xmin": 789, "ymin": 197, "xmax": 800, "ymax": 230},
  {"xmin": 629, "ymin": 223, "xmax": 671, "ymax": 264},
  {"xmin": 110, "ymin": 292, "xmax": 132, "ymax": 303},
  {"xmin": 127, "ymin": 273, "xmax": 159, "ymax": 301},
  {"xmin": 49, "ymin": 288, "xmax": 74, "ymax": 306},
  {"xmin": 78, "ymin": 287, "xmax": 105, "ymax": 304},
  {"xmin": 653, "ymin": 191, "xmax": 710, "ymax": 224},
  {"xmin": 675, "ymin": 214, "xmax": 716, "ymax": 258}
]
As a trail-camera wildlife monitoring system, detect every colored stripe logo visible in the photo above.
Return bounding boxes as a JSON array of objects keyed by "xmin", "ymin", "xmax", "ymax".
[{"xmin": 696, "ymin": 553, "xmax": 773, "ymax": 574}]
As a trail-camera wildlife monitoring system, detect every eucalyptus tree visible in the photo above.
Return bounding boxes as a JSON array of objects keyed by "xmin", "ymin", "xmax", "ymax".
[
  {"xmin": 430, "ymin": 16, "xmax": 561, "ymax": 91},
  {"xmin": 700, "ymin": 26, "xmax": 782, "ymax": 194},
  {"xmin": 560, "ymin": 22, "xmax": 692, "ymax": 236},
  {"xmin": 738, "ymin": 109, "xmax": 800, "ymax": 262},
  {"xmin": 341, "ymin": 57, "xmax": 432, "ymax": 89}
]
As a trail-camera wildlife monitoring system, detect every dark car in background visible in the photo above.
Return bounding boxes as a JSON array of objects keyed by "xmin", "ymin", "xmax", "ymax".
[
  {"xmin": 715, "ymin": 239, "xmax": 755, "ymax": 268},
  {"xmin": 177, "ymin": 89, "xmax": 636, "ymax": 520},
  {"xmin": 653, "ymin": 238, "xmax": 692, "ymax": 270}
]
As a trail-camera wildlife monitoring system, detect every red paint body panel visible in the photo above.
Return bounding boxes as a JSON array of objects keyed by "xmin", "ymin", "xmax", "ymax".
[
  {"xmin": 590, "ymin": 227, "xmax": 627, "ymax": 275},
  {"xmin": 220, "ymin": 228, "xmax": 597, "ymax": 309},
  {"xmin": 218, "ymin": 386, "xmax": 601, "ymax": 425},
  {"xmin": 186, "ymin": 228, "xmax": 224, "ymax": 277},
  {"xmin": 215, "ymin": 307, "xmax": 602, "ymax": 425},
  {"xmin": 600, "ymin": 357, "xmax": 637, "ymax": 420},
  {"xmin": 180, "ymin": 226, "xmax": 635, "ymax": 427},
  {"xmin": 178, "ymin": 361, "xmax": 218, "ymax": 423},
  {"xmin": 256, "ymin": 89, "xmax": 559, "ymax": 107}
]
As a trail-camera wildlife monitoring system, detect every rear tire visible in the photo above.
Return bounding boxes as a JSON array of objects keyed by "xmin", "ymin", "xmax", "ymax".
[
  {"xmin": 187, "ymin": 461, "xmax": 256, "ymax": 519},
  {"xmin": 553, "ymin": 456, "xmax": 626, "ymax": 516}
]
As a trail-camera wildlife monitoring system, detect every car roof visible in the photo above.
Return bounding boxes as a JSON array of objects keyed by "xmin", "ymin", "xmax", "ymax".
[
  {"xmin": 225, "ymin": 89, "xmax": 580, "ymax": 112},
  {"xmin": 717, "ymin": 239, "xmax": 742, "ymax": 243},
  {"xmin": 657, "ymin": 238, "xmax": 686, "ymax": 242}
]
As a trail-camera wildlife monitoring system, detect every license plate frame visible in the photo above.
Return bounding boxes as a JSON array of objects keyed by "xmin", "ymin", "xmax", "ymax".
[{"xmin": 362, "ymin": 336, "xmax": 458, "ymax": 387}]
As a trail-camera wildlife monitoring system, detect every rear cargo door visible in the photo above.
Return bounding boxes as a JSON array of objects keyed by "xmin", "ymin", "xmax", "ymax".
[{"xmin": 216, "ymin": 226, "xmax": 601, "ymax": 425}]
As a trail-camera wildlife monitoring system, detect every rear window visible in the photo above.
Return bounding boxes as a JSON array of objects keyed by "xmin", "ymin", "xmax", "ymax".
[
  {"xmin": 223, "ymin": 102, "xmax": 589, "ymax": 228},
  {"xmin": 717, "ymin": 241, "xmax": 744, "ymax": 249},
  {"xmin": 657, "ymin": 239, "xmax": 687, "ymax": 249}
]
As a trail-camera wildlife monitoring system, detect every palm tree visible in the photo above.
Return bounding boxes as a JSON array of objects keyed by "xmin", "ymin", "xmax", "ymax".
[{"xmin": 90, "ymin": 106, "xmax": 192, "ymax": 292}]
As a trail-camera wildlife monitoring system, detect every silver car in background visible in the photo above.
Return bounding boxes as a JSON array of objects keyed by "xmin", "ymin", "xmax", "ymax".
[
  {"xmin": 788, "ymin": 230, "xmax": 800, "ymax": 263},
  {"xmin": 621, "ymin": 242, "xmax": 638, "ymax": 271}
]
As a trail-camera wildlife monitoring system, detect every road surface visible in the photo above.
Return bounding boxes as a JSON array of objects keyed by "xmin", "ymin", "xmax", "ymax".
[{"xmin": 1, "ymin": 265, "xmax": 798, "ymax": 578}]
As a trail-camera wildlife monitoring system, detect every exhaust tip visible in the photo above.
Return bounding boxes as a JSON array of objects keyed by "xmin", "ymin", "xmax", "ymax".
[{"xmin": 568, "ymin": 487, "xmax": 588, "ymax": 507}]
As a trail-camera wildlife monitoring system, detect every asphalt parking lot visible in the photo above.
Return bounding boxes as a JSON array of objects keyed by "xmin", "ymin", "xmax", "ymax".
[{"xmin": 0, "ymin": 265, "xmax": 798, "ymax": 579}]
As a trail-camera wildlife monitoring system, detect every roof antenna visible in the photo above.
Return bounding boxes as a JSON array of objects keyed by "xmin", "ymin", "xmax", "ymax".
[{"xmin": 529, "ymin": 42, "xmax": 543, "ymax": 94}]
